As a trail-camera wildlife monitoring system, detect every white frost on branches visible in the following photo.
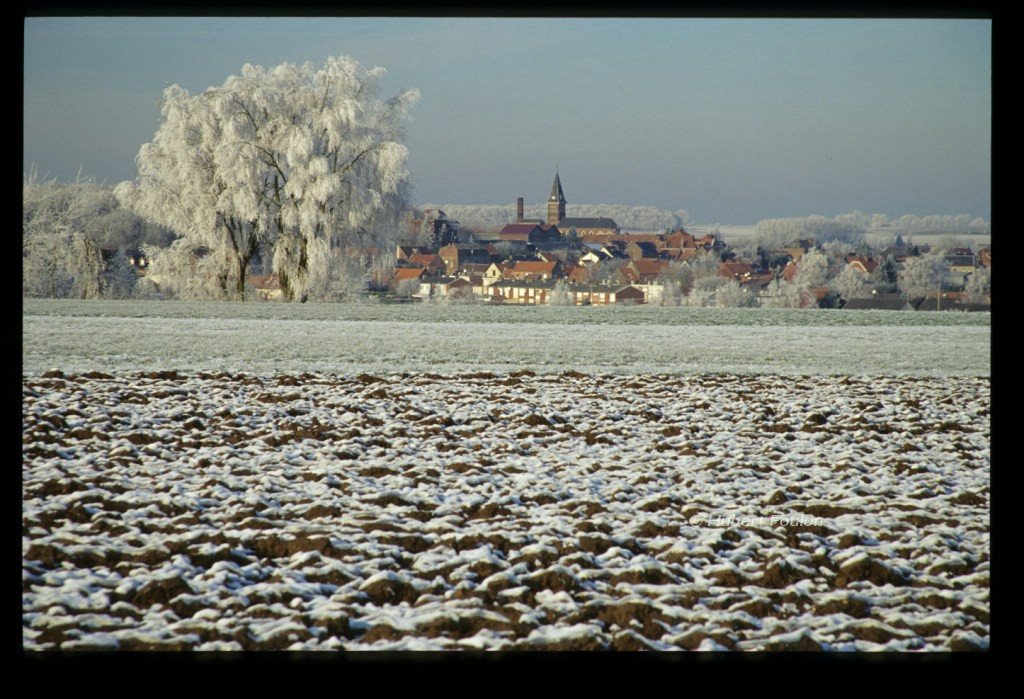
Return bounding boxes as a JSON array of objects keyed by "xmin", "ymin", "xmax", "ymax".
[
  {"xmin": 831, "ymin": 264, "xmax": 869, "ymax": 301},
  {"xmin": 23, "ymin": 172, "xmax": 115, "ymax": 298},
  {"xmin": 898, "ymin": 254, "xmax": 949, "ymax": 299},
  {"xmin": 754, "ymin": 215, "xmax": 865, "ymax": 248},
  {"xmin": 715, "ymin": 280, "xmax": 752, "ymax": 308},
  {"xmin": 116, "ymin": 56, "xmax": 418, "ymax": 301},
  {"xmin": 794, "ymin": 249, "xmax": 829, "ymax": 288},
  {"xmin": 962, "ymin": 267, "xmax": 991, "ymax": 303},
  {"xmin": 761, "ymin": 279, "xmax": 809, "ymax": 309}
]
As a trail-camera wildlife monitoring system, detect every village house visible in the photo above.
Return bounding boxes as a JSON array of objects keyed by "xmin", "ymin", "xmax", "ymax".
[
  {"xmin": 842, "ymin": 295, "xmax": 917, "ymax": 311},
  {"xmin": 405, "ymin": 253, "xmax": 446, "ymax": 275},
  {"xmin": 509, "ymin": 259, "xmax": 561, "ymax": 281},
  {"xmin": 783, "ymin": 239, "xmax": 814, "ymax": 261},
  {"xmin": 625, "ymin": 240, "xmax": 660, "ymax": 261},
  {"xmin": 486, "ymin": 279, "xmax": 559, "ymax": 305},
  {"xmin": 845, "ymin": 256, "xmax": 879, "ymax": 275},
  {"xmin": 665, "ymin": 230, "xmax": 700, "ymax": 250},
  {"xmin": 944, "ymin": 252, "xmax": 977, "ymax": 286},
  {"xmin": 418, "ymin": 276, "xmax": 473, "ymax": 300},
  {"xmin": 457, "ymin": 262, "xmax": 493, "ymax": 278},
  {"xmin": 390, "ymin": 266, "xmax": 426, "ymax": 291},
  {"xmin": 566, "ymin": 264, "xmax": 592, "ymax": 284},
  {"xmin": 395, "ymin": 245, "xmax": 420, "ymax": 262},
  {"xmin": 619, "ymin": 259, "xmax": 669, "ymax": 285},
  {"xmin": 740, "ymin": 274, "xmax": 774, "ymax": 298},
  {"xmin": 498, "ymin": 223, "xmax": 563, "ymax": 244},
  {"xmin": 482, "ymin": 262, "xmax": 510, "ymax": 286},
  {"xmin": 661, "ymin": 247, "xmax": 701, "ymax": 262},
  {"xmin": 578, "ymin": 248, "xmax": 608, "ymax": 266},
  {"xmin": 719, "ymin": 261, "xmax": 754, "ymax": 281},
  {"xmin": 438, "ymin": 243, "xmax": 494, "ymax": 276},
  {"xmin": 570, "ymin": 284, "xmax": 645, "ymax": 306}
]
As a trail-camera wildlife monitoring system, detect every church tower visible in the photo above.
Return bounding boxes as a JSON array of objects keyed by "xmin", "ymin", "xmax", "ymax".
[{"xmin": 547, "ymin": 172, "xmax": 566, "ymax": 226}]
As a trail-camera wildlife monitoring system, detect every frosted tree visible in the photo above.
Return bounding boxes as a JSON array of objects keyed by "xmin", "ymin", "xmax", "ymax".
[
  {"xmin": 656, "ymin": 277, "xmax": 683, "ymax": 306},
  {"xmin": 873, "ymin": 256, "xmax": 898, "ymax": 285},
  {"xmin": 794, "ymin": 249, "xmax": 829, "ymax": 288},
  {"xmin": 394, "ymin": 277, "xmax": 422, "ymax": 298},
  {"xmin": 831, "ymin": 264, "xmax": 868, "ymax": 300},
  {"xmin": 682, "ymin": 288, "xmax": 712, "ymax": 307},
  {"xmin": 715, "ymin": 279, "xmax": 751, "ymax": 308},
  {"xmin": 898, "ymin": 254, "xmax": 949, "ymax": 299},
  {"xmin": 23, "ymin": 173, "xmax": 116, "ymax": 298},
  {"xmin": 116, "ymin": 56, "xmax": 418, "ymax": 301},
  {"xmin": 141, "ymin": 240, "xmax": 231, "ymax": 300},
  {"xmin": 415, "ymin": 209, "xmax": 457, "ymax": 250},
  {"xmin": 962, "ymin": 267, "xmax": 991, "ymax": 303},
  {"xmin": 687, "ymin": 251, "xmax": 721, "ymax": 282},
  {"xmin": 692, "ymin": 275, "xmax": 727, "ymax": 297},
  {"xmin": 754, "ymin": 216, "xmax": 865, "ymax": 248},
  {"xmin": 761, "ymin": 279, "xmax": 807, "ymax": 308},
  {"xmin": 820, "ymin": 240, "xmax": 854, "ymax": 260}
]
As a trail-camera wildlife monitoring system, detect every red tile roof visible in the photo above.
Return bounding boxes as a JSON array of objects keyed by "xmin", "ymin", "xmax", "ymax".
[
  {"xmin": 512, "ymin": 260, "xmax": 558, "ymax": 275},
  {"xmin": 719, "ymin": 262, "xmax": 754, "ymax": 279},
  {"xmin": 846, "ymin": 256, "xmax": 879, "ymax": 274},
  {"xmin": 408, "ymin": 253, "xmax": 443, "ymax": 268},
  {"xmin": 393, "ymin": 268, "xmax": 425, "ymax": 282},
  {"xmin": 783, "ymin": 261, "xmax": 799, "ymax": 282}
]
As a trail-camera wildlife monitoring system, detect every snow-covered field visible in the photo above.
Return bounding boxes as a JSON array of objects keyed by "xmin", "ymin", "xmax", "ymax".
[
  {"xmin": 23, "ymin": 300, "xmax": 989, "ymax": 376},
  {"xmin": 22, "ymin": 300, "xmax": 990, "ymax": 651},
  {"xmin": 23, "ymin": 370, "xmax": 989, "ymax": 650}
]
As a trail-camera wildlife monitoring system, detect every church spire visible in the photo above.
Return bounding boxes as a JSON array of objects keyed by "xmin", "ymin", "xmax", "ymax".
[
  {"xmin": 549, "ymin": 172, "xmax": 566, "ymax": 204},
  {"xmin": 547, "ymin": 171, "xmax": 566, "ymax": 226}
]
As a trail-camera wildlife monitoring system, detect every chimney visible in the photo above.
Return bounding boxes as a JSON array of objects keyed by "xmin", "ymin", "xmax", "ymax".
[{"xmin": 516, "ymin": 197, "xmax": 524, "ymax": 223}]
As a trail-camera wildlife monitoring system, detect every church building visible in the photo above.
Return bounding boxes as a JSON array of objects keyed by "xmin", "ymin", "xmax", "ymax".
[{"xmin": 514, "ymin": 173, "xmax": 620, "ymax": 237}]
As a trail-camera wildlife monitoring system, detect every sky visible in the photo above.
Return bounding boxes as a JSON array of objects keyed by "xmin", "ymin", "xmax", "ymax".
[{"xmin": 23, "ymin": 17, "xmax": 991, "ymax": 225}]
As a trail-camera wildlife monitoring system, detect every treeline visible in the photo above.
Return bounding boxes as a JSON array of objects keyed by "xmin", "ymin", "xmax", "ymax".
[
  {"xmin": 752, "ymin": 211, "xmax": 990, "ymax": 249},
  {"xmin": 22, "ymin": 175, "xmax": 177, "ymax": 299},
  {"xmin": 422, "ymin": 203, "xmax": 689, "ymax": 231}
]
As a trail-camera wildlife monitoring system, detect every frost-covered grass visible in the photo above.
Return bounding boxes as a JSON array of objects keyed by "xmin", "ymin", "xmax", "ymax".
[
  {"xmin": 22, "ymin": 371, "xmax": 990, "ymax": 651},
  {"xmin": 22, "ymin": 299, "xmax": 989, "ymax": 376},
  {"xmin": 23, "ymin": 298, "xmax": 991, "ymax": 326}
]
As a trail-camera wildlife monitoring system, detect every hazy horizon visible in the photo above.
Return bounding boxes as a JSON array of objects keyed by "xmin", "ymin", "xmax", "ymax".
[{"xmin": 24, "ymin": 17, "xmax": 991, "ymax": 225}]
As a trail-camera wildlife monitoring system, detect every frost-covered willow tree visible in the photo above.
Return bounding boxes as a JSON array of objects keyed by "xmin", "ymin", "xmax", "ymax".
[{"xmin": 116, "ymin": 56, "xmax": 419, "ymax": 301}]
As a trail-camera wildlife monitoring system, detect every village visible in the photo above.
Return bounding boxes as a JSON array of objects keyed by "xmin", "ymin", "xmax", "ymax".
[{"xmin": 379, "ymin": 175, "xmax": 992, "ymax": 310}]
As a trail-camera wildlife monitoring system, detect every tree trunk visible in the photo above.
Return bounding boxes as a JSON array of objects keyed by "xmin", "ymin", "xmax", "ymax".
[
  {"xmin": 236, "ymin": 254, "xmax": 249, "ymax": 300},
  {"xmin": 279, "ymin": 268, "xmax": 294, "ymax": 302}
]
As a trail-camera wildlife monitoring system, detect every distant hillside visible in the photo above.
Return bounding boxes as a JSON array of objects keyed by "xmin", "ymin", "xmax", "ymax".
[{"xmin": 421, "ymin": 203, "xmax": 689, "ymax": 232}]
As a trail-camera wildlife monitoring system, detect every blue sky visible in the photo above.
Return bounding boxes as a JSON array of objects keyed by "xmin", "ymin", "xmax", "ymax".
[{"xmin": 23, "ymin": 17, "xmax": 990, "ymax": 224}]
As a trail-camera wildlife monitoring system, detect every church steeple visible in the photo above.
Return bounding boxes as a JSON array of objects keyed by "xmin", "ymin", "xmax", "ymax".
[{"xmin": 547, "ymin": 172, "xmax": 566, "ymax": 225}]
